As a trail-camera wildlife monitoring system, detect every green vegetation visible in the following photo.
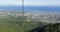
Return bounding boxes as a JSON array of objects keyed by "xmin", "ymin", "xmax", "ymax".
[
  {"xmin": 0, "ymin": 13, "xmax": 60, "ymax": 32},
  {"xmin": 0, "ymin": 16, "xmax": 46, "ymax": 32},
  {"xmin": 30, "ymin": 23, "xmax": 60, "ymax": 32},
  {"xmin": 44, "ymin": 23, "xmax": 60, "ymax": 32}
]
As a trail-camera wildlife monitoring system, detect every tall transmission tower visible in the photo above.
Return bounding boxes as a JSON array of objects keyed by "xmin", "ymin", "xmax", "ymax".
[
  {"xmin": 22, "ymin": 0, "xmax": 24, "ymax": 15},
  {"xmin": 22, "ymin": 0, "xmax": 25, "ymax": 32}
]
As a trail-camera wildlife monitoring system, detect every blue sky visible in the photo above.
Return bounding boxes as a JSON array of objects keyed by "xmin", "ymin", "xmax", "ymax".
[{"xmin": 0, "ymin": 0, "xmax": 60, "ymax": 6}]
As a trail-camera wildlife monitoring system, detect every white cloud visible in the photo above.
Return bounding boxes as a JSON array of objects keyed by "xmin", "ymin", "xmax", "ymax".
[
  {"xmin": 0, "ymin": 0, "xmax": 22, "ymax": 6},
  {"xmin": 24, "ymin": 0, "xmax": 60, "ymax": 6},
  {"xmin": 0, "ymin": 0, "xmax": 60, "ymax": 6}
]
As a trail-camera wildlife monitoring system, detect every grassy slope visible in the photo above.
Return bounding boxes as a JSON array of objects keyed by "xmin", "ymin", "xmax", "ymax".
[{"xmin": 0, "ymin": 16, "xmax": 44, "ymax": 32}]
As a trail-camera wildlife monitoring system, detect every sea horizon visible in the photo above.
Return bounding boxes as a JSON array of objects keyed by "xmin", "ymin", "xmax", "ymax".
[{"xmin": 0, "ymin": 6, "xmax": 60, "ymax": 13}]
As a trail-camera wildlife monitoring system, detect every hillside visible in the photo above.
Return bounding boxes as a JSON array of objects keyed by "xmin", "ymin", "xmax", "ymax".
[
  {"xmin": 0, "ymin": 11, "xmax": 60, "ymax": 32},
  {"xmin": 0, "ymin": 15, "xmax": 47, "ymax": 32},
  {"xmin": 29, "ymin": 23, "xmax": 60, "ymax": 32}
]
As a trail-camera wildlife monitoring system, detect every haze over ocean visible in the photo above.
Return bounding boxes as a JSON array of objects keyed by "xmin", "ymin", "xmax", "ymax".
[
  {"xmin": 0, "ymin": 0, "xmax": 60, "ymax": 13},
  {"xmin": 0, "ymin": 6, "xmax": 60, "ymax": 13}
]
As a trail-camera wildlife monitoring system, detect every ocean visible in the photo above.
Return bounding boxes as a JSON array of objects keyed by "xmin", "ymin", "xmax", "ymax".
[{"xmin": 0, "ymin": 6, "xmax": 60, "ymax": 13}]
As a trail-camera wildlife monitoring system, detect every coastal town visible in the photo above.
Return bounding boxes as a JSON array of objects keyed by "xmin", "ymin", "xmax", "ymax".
[{"xmin": 0, "ymin": 11, "xmax": 60, "ymax": 23}]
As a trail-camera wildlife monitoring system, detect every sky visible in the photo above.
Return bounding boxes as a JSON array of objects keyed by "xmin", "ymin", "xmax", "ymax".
[
  {"xmin": 0, "ymin": 0, "xmax": 22, "ymax": 6},
  {"xmin": 24, "ymin": 0, "xmax": 60, "ymax": 6},
  {"xmin": 0, "ymin": 0, "xmax": 60, "ymax": 6}
]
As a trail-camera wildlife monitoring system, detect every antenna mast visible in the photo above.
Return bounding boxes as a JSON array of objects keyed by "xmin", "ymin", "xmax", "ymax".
[
  {"xmin": 22, "ymin": 0, "xmax": 24, "ymax": 16},
  {"xmin": 22, "ymin": 0, "xmax": 25, "ymax": 32}
]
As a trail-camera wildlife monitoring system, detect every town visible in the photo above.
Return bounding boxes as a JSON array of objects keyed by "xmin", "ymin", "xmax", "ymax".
[{"xmin": 0, "ymin": 10, "xmax": 60, "ymax": 23}]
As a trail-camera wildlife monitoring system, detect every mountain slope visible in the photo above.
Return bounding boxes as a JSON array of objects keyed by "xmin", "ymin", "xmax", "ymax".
[{"xmin": 29, "ymin": 23, "xmax": 60, "ymax": 32}]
